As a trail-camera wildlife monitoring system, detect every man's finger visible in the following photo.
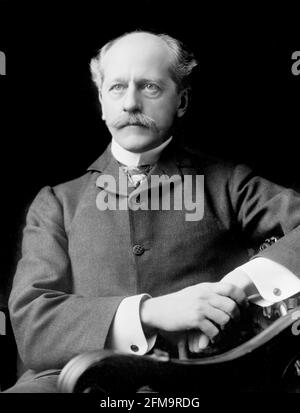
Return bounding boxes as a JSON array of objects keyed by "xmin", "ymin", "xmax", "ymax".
[
  {"xmin": 198, "ymin": 333, "xmax": 210, "ymax": 350},
  {"xmin": 208, "ymin": 294, "xmax": 241, "ymax": 320},
  {"xmin": 197, "ymin": 319, "xmax": 219, "ymax": 339},
  {"xmin": 188, "ymin": 331, "xmax": 210, "ymax": 353},
  {"xmin": 214, "ymin": 282, "xmax": 248, "ymax": 306},
  {"xmin": 205, "ymin": 304, "xmax": 232, "ymax": 327}
]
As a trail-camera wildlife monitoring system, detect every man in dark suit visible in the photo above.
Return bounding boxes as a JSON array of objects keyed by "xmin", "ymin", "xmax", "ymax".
[{"xmin": 5, "ymin": 31, "xmax": 300, "ymax": 392}]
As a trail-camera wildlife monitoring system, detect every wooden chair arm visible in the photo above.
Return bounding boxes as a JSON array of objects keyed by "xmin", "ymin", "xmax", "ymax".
[{"xmin": 58, "ymin": 307, "xmax": 300, "ymax": 393}]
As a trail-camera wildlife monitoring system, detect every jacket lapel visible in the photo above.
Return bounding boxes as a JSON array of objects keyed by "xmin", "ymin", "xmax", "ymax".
[{"xmin": 88, "ymin": 144, "xmax": 130, "ymax": 197}]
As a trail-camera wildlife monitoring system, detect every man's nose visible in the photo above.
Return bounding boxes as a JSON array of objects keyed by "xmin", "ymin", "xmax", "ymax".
[{"xmin": 122, "ymin": 85, "xmax": 142, "ymax": 112}]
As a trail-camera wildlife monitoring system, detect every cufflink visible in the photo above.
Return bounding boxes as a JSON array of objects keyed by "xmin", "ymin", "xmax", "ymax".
[
  {"xmin": 130, "ymin": 344, "xmax": 139, "ymax": 352},
  {"xmin": 273, "ymin": 288, "xmax": 282, "ymax": 296},
  {"xmin": 259, "ymin": 236, "xmax": 279, "ymax": 251}
]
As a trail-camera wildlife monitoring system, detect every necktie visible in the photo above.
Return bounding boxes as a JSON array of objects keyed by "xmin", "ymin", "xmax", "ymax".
[{"xmin": 121, "ymin": 165, "xmax": 153, "ymax": 187}]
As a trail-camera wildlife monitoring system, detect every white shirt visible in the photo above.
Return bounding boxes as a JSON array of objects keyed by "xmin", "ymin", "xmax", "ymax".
[
  {"xmin": 105, "ymin": 139, "xmax": 300, "ymax": 355},
  {"xmin": 111, "ymin": 136, "xmax": 173, "ymax": 167}
]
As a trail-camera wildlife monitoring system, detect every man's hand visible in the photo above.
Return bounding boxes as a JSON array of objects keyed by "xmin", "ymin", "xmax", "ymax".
[
  {"xmin": 187, "ymin": 269, "xmax": 255, "ymax": 353},
  {"xmin": 140, "ymin": 281, "xmax": 248, "ymax": 342}
]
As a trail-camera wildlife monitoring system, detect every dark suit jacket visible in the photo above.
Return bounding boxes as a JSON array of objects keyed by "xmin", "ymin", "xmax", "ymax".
[{"xmin": 8, "ymin": 140, "xmax": 300, "ymax": 373}]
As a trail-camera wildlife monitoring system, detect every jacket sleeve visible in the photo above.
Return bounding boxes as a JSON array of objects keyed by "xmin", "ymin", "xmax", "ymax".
[
  {"xmin": 8, "ymin": 186, "xmax": 126, "ymax": 371},
  {"xmin": 228, "ymin": 164, "xmax": 300, "ymax": 278}
]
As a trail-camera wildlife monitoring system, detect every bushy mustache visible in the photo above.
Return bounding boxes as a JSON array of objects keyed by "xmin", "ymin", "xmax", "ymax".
[{"xmin": 109, "ymin": 113, "xmax": 158, "ymax": 131}]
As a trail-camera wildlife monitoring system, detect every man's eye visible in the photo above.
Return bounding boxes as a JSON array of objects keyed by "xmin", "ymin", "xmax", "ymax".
[
  {"xmin": 110, "ymin": 84, "xmax": 125, "ymax": 92},
  {"xmin": 143, "ymin": 83, "xmax": 160, "ymax": 94}
]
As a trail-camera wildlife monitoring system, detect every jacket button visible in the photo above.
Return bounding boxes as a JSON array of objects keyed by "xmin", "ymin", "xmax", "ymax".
[
  {"xmin": 130, "ymin": 344, "xmax": 139, "ymax": 352},
  {"xmin": 132, "ymin": 244, "xmax": 145, "ymax": 256},
  {"xmin": 273, "ymin": 288, "xmax": 281, "ymax": 296}
]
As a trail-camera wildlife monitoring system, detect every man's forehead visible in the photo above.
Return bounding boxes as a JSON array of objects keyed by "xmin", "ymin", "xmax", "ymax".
[{"xmin": 102, "ymin": 33, "xmax": 173, "ymax": 77}]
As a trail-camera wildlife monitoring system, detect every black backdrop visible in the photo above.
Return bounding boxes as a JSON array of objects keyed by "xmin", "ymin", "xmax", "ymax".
[{"xmin": 0, "ymin": 1, "xmax": 299, "ymax": 296}]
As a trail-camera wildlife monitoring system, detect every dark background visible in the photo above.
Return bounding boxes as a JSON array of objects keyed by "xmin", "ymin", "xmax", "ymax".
[{"xmin": 0, "ymin": 1, "xmax": 299, "ymax": 296}]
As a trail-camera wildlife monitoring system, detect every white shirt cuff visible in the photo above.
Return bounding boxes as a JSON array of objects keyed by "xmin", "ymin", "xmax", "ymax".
[
  {"xmin": 237, "ymin": 257, "xmax": 300, "ymax": 306},
  {"xmin": 105, "ymin": 294, "xmax": 157, "ymax": 355}
]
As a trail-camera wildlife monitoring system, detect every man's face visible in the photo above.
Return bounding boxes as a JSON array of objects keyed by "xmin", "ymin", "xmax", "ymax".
[{"xmin": 99, "ymin": 33, "xmax": 187, "ymax": 153}]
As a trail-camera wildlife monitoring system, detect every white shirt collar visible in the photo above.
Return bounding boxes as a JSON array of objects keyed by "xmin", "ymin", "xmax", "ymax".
[{"xmin": 111, "ymin": 136, "xmax": 173, "ymax": 167}]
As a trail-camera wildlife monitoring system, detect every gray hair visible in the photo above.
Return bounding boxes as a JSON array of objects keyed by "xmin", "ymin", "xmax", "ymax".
[{"xmin": 90, "ymin": 30, "xmax": 198, "ymax": 92}]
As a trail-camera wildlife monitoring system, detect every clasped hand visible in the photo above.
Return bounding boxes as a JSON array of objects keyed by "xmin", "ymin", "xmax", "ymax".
[{"xmin": 141, "ymin": 281, "xmax": 249, "ymax": 353}]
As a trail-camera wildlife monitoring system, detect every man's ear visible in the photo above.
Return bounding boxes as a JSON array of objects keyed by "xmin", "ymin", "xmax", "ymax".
[
  {"xmin": 98, "ymin": 91, "xmax": 106, "ymax": 120},
  {"xmin": 177, "ymin": 89, "xmax": 189, "ymax": 118}
]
